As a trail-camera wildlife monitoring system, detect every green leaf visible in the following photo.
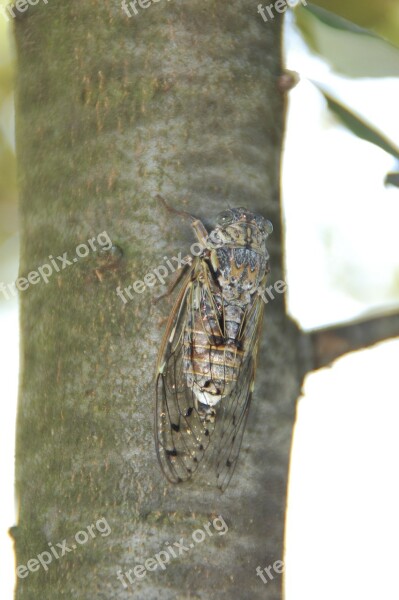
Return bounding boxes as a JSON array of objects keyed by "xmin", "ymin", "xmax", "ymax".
[
  {"xmin": 304, "ymin": 4, "xmax": 380, "ymax": 35},
  {"xmin": 297, "ymin": 3, "xmax": 399, "ymax": 77},
  {"xmin": 314, "ymin": 83, "xmax": 399, "ymax": 161}
]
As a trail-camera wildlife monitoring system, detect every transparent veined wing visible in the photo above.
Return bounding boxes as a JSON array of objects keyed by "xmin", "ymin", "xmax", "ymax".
[
  {"xmin": 155, "ymin": 260, "xmax": 218, "ymax": 484},
  {"xmin": 212, "ymin": 292, "xmax": 265, "ymax": 491},
  {"xmin": 155, "ymin": 258, "xmax": 266, "ymax": 491}
]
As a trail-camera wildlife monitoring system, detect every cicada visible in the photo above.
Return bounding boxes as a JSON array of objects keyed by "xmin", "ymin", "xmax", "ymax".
[{"xmin": 155, "ymin": 205, "xmax": 273, "ymax": 491}]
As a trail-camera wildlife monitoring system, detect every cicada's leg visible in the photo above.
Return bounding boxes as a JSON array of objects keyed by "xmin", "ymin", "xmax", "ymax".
[
  {"xmin": 156, "ymin": 194, "xmax": 209, "ymax": 247},
  {"xmin": 156, "ymin": 194, "xmax": 196, "ymax": 223},
  {"xmin": 191, "ymin": 219, "xmax": 208, "ymax": 248}
]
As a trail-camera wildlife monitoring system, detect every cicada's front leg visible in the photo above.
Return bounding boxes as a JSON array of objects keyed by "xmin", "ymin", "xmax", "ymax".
[{"xmin": 190, "ymin": 218, "xmax": 209, "ymax": 249}]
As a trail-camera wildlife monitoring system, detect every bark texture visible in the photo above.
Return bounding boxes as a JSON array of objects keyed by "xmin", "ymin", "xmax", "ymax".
[{"xmin": 14, "ymin": 2, "xmax": 301, "ymax": 599}]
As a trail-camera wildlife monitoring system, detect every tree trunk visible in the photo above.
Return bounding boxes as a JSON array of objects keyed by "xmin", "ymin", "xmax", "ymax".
[{"xmin": 13, "ymin": 2, "xmax": 301, "ymax": 598}]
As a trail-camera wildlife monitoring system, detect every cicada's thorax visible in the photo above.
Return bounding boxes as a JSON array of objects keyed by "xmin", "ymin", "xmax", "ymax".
[
  {"xmin": 183, "ymin": 218, "xmax": 270, "ymax": 414},
  {"xmin": 210, "ymin": 221, "xmax": 269, "ymax": 304}
]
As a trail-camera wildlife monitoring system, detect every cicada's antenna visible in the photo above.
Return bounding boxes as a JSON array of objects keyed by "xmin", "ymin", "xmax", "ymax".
[{"xmin": 155, "ymin": 194, "xmax": 196, "ymax": 224}]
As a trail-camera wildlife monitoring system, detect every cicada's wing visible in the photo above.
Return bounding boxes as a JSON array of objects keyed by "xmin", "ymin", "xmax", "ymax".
[
  {"xmin": 155, "ymin": 259, "xmax": 266, "ymax": 491},
  {"xmin": 155, "ymin": 261, "xmax": 220, "ymax": 484},
  {"xmin": 212, "ymin": 293, "xmax": 265, "ymax": 491}
]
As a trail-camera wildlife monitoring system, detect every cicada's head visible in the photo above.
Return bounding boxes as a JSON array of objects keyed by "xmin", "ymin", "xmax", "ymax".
[
  {"xmin": 207, "ymin": 207, "xmax": 273, "ymax": 251},
  {"xmin": 206, "ymin": 208, "xmax": 273, "ymax": 300}
]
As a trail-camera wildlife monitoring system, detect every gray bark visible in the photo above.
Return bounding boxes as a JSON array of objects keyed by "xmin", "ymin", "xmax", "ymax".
[{"xmin": 13, "ymin": 2, "xmax": 301, "ymax": 599}]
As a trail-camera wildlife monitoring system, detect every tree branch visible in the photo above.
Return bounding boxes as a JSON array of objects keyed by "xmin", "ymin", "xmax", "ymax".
[{"xmin": 308, "ymin": 311, "xmax": 399, "ymax": 370}]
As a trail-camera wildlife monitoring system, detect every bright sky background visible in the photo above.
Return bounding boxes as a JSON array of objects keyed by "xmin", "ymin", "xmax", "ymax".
[
  {"xmin": 283, "ymin": 12, "xmax": 399, "ymax": 600},
  {"xmin": 1, "ymin": 7, "xmax": 399, "ymax": 600}
]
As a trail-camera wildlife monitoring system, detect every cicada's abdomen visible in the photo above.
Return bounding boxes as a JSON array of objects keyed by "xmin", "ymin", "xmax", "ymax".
[{"xmin": 182, "ymin": 294, "xmax": 244, "ymax": 416}]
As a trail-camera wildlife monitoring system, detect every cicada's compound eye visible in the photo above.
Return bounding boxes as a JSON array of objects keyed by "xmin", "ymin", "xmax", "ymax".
[
  {"xmin": 264, "ymin": 220, "xmax": 273, "ymax": 236},
  {"xmin": 216, "ymin": 210, "xmax": 234, "ymax": 227},
  {"xmin": 253, "ymin": 214, "xmax": 265, "ymax": 230}
]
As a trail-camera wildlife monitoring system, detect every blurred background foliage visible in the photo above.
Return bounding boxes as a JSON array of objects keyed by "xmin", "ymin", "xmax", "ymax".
[
  {"xmin": 310, "ymin": 0, "xmax": 399, "ymax": 44},
  {"xmin": 0, "ymin": 10, "xmax": 17, "ymax": 247}
]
